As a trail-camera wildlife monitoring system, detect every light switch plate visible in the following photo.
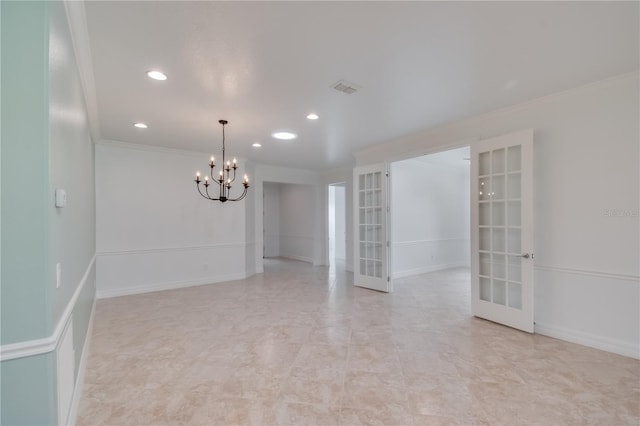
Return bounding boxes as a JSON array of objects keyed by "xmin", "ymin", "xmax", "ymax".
[{"xmin": 55, "ymin": 189, "xmax": 67, "ymax": 208}]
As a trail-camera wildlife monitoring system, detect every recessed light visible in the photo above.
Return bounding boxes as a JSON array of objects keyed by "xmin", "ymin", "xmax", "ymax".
[
  {"xmin": 306, "ymin": 113, "xmax": 319, "ymax": 120},
  {"xmin": 147, "ymin": 70, "xmax": 167, "ymax": 81},
  {"xmin": 272, "ymin": 131, "xmax": 297, "ymax": 140},
  {"xmin": 133, "ymin": 122, "xmax": 148, "ymax": 129},
  {"xmin": 252, "ymin": 143, "xmax": 262, "ymax": 148}
]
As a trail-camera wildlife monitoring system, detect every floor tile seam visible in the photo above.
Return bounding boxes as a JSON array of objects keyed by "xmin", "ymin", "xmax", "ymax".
[
  {"xmin": 339, "ymin": 401, "xmax": 417, "ymax": 426},
  {"xmin": 339, "ymin": 335, "xmax": 355, "ymax": 414},
  {"xmin": 392, "ymin": 341, "xmax": 424, "ymax": 426}
]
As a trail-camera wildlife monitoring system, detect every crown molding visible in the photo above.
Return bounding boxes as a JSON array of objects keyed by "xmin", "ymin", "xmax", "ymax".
[
  {"xmin": 96, "ymin": 138, "xmax": 240, "ymax": 160},
  {"xmin": 64, "ymin": 0, "xmax": 101, "ymax": 142},
  {"xmin": 355, "ymin": 70, "xmax": 640, "ymax": 162}
]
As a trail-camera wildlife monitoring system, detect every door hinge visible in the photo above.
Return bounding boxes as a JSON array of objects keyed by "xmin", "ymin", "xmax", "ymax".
[
  {"xmin": 386, "ymin": 241, "xmax": 390, "ymax": 247},
  {"xmin": 385, "ymin": 171, "xmax": 389, "ymax": 177},
  {"xmin": 387, "ymin": 276, "xmax": 390, "ymax": 282}
]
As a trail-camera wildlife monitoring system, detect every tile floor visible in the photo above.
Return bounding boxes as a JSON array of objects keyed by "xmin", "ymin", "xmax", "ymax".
[{"xmin": 77, "ymin": 259, "xmax": 639, "ymax": 425}]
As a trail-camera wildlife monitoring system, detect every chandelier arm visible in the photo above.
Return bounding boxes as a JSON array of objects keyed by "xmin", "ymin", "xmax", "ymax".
[
  {"xmin": 197, "ymin": 183, "xmax": 217, "ymax": 200},
  {"xmin": 228, "ymin": 186, "xmax": 248, "ymax": 202},
  {"xmin": 205, "ymin": 183, "xmax": 215, "ymax": 200},
  {"xmin": 228, "ymin": 167, "xmax": 237, "ymax": 184}
]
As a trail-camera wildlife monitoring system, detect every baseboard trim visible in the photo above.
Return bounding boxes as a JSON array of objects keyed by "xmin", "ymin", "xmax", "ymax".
[
  {"xmin": 393, "ymin": 262, "xmax": 469, "ymax": 279},
  {"xmin": 67, "ymin": 297, "xmax": 96, "ymax": 426},
  {"xmin": 0, "ymin": 255, "xmax": 96, "ymax": 362},
  {"xmin": 96, "ymin": 272, "xmax": 250, "ymax": 299},
  {"xmin": 535, "ymin": 322, "xmax": 640, "ymax": 360}
]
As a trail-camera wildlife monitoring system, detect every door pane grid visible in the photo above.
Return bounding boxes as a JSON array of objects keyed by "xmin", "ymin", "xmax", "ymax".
[
  {"xmin": 478, "ymin": 145, "xmax": 524, "ymax": 309},
  {"xmin": 505, "ymin": 145, "xmax": 523, "ymax": 308},
  {"xmin": 358, "ymin": 171, "xmax": 383, "ymax": 278}
]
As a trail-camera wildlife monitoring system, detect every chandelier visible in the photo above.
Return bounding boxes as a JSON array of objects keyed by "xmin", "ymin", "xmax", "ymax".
[{"xmin": 194, "ymin": 119, "xmax": 249, "ymax": 202}]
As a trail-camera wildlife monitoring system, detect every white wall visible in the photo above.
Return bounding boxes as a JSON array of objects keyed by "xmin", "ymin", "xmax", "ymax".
[
  {"xmin": 263, "ymin": 182, "xmax": 281, "ymax": 257},
  {"xmin": 391, "ymin": 154, "xmax": 470, "ymax": 277},
  {"xmin": 355, "ymin": 73, "xmax": 640, "ymax": 358},
  {"xmin": 279, "ymin": 183, "xmax": 315, "ymax": 263},
  {"xmin": 95, "ymin": 142, "xmax": 250, "ymax": 298}
]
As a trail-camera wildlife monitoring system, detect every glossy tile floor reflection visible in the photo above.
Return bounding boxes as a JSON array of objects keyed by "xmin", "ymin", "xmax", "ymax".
[{"xmin": 78, "ymin": 259, "xmax": 639, "ymax": 425}]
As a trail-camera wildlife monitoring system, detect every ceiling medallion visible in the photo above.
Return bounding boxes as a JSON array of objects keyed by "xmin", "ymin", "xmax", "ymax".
[{"xmin": 194, "ymin": 120, "xmax": 249, "ymax": 203}]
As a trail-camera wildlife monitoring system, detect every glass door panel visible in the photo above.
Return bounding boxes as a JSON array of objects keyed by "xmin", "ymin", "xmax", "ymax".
[
  {"xmin": 354, "ymin": 164, "xmax": 389, "ymax": 292},
  {"xmin": 471, "ymin": 130, "xmax": 534, "ymax": 333}
]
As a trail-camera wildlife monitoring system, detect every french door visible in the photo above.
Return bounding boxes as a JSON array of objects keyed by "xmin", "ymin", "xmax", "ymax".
[
  {"xmin": 471, "ymin": 129, "xmax": 534, "ymax": 332},
  {"xmin": 353, "ymin": 163, "xmax": 390, "ymax": 292}
]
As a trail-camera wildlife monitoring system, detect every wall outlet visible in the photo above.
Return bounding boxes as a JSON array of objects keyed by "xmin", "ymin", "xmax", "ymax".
[{"xmin": 56, "ymin": 263, "xmax": 62, "ymax": 288}]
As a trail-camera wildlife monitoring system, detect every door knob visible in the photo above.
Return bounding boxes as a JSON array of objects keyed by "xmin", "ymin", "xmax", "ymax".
[{"xmin": 521, "ymin": 253, "xmax": 531, "ymax": 259}]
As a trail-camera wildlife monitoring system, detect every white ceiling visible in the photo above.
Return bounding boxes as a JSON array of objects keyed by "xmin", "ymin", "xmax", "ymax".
[{"xmin": 83, "ymin": 1, "xmax": 638, "ymax": 170}]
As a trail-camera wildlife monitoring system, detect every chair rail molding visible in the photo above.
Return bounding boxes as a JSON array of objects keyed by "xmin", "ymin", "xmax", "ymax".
[{"xmin": 0, "ymin": 255, "xmax": 96, "ymax": 361}]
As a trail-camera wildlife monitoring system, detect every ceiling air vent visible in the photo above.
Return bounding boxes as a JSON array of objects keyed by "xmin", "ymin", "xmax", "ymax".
[{"xmin": 332, "ymin": 80, "xmax": 360, "ymax": 95}]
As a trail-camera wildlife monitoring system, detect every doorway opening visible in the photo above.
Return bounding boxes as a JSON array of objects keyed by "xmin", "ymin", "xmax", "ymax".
[
  {"xmin": 263, "ymin": 181, "xmax": 316, "ymax": 264},
  {"xmin": 389, "ymin": 146, "xmax": 471, "ymax": 289},
  {"xmin": 328, "ymin": 183, "xmax": 347, "ymax": 272}
]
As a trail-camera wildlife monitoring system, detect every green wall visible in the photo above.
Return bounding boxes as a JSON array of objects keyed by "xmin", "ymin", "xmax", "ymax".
[
  {"xmin": 1, "ymin": 0, "xmax": 51, "ymax": 346},
  {"xmin": 0, "ymin": 355, "xmax": 56, "ymax": 426},
  {"xmin": 1, "ymin": 2, "xmax": 97, "ymax": 424}
]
